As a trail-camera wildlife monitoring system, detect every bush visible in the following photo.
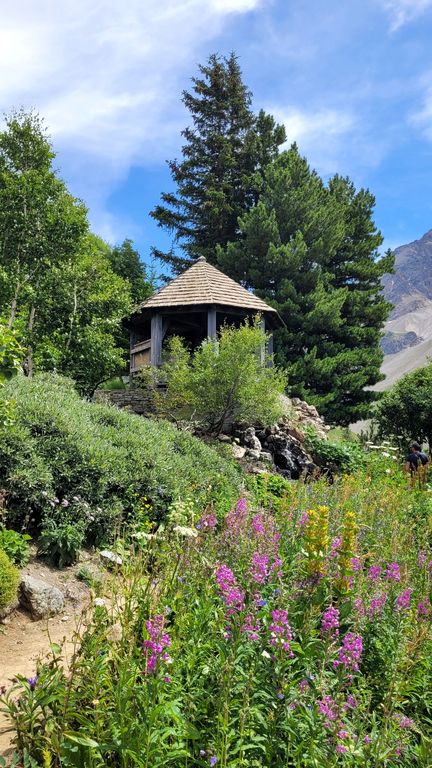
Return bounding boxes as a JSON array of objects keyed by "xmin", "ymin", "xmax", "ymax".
[
  {"xmin": 150, "ymin": 319, "xmax": 287, "ymax": 434},
  {"xmin": 0, "ymin": 549, "xmax": 20, "ymax": 608},
  {"xmin": 38, "ymin": 517, "xmax": 85, "ymax": 568},
  {"xmin": 304, "ymin": 427, "xmax": 367, "ymax": 473},
  {"xmin": 0, "ymin": 373, "xmax": 243, "ymax": 550},
  {"xmin": 0, "ymin": 528, "xmax": 31, "ymax": 566}
]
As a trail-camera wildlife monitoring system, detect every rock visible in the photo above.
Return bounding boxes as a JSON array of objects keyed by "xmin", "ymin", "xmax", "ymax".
[
  {"xmin": 231, "ymin": 444, "xmax": 246, "ymax": 460},
  {"xmin": 242, "ymin": 427, "xmax": 262, "ymax": 452},
  {"xmin": 217, "ymin": 434, "xmax": 232, "ymax": 443},
  {"xmin": 100, "ymin": 549, "xmax": 123, "ymax": 567},
  {"xmin": 246, "ymin": 448, "xmax": 261, "ymax": 460},
  {"xmin": 260, "ymin": 451, "xmax": 274, "ymax": 463},
  {"xmin": 19, "ymin": 576, "xmax": 65, "ymax": 620},
  {"xmin": 0, "ymin": 599, "xmax": 19, "ymax": 621},
  {"xmin": 287, "ymin": 427, "xmax": 305, "ymax": 443}
]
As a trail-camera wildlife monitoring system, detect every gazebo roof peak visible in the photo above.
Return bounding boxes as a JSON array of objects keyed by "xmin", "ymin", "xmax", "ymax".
[{"xmin": 136, "ymin": 258, "xmax": 277, "ymax": 314}]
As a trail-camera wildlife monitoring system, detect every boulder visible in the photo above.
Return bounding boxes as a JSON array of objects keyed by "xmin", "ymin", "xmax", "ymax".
[
  {"xmin": 246, "ymin": 448, "xmax": 261, "ymax": 460},
  {"xmin": 231, "ymin": 444, "xmax": 246, "ymax": 460},
  {"xmin": 100, "ymin": 549, "xmax": 123, "ymax": 567},
  {"xmin": 19, "ymin": 576, "xmax": 65, "ymax": 620},
  {"xmin": 242, "ymin": 427, "xmax": 262, "ymax": 452}
]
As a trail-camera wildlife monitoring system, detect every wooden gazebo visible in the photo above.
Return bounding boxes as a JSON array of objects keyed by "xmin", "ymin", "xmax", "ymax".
[{"xmin": 128, "ymin": 256, "xmax": 282, "ymax": 375}]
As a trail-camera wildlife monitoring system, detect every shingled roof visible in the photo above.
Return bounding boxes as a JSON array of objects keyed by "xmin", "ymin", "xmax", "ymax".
[{"xmin": 138, "ymin": 257, "xmax": 277, "ymax": 314}]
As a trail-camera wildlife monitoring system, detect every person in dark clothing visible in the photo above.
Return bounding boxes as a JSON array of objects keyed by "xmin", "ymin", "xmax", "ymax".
[{"xmin": 405, "ymin": 442, "xmax": 428, "ymax": 487}]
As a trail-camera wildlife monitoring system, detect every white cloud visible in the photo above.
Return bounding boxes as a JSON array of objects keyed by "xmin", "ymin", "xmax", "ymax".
[
  {"xmin": 269, "ymin": 106, "xmax": 356, "ymax": 175},
  {"xmin": 411, "ymin": 80, "xmax": 432, "ymax": 140},
  {"xmin": 0, "ymin": 0, "xmax": 263, "ymax": 238},
  {"xmin": 379, "ymin": 0, "xmax": 432, "ymax": 31}
]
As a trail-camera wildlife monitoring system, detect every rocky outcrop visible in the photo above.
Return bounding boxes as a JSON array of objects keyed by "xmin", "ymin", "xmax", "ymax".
[
  {"xmin": 225, "ymin": 423, "xmax": 317, "ymax": 480},
  {"xmin": 381, "ymin": 330, "xmax": 423, "ymax": 355}
]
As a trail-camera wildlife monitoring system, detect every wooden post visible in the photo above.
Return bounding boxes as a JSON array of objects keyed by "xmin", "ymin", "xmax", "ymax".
[
  {"xmin": 267, "ymin": 331, "xmax": 274, "ymax": 367},
  {"xmin": 260, "ymin": 317, "xmax": 266, "ymax": 365},
  {"xmin": 151, "ymin": 313, "xmax": 163, "ymax": 366},
  {"xmin": 207, "ymin": 308, "xmax": 217, "ymax": 339}
]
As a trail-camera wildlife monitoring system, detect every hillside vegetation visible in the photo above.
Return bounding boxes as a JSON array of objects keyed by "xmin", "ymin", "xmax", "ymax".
[
  {"xmin": 0, "ymin": 373, "xmax": 242, "ymax": 561},
  {"xmin": 2, "ymin": 459, "xmax": 432, "ymax": 766}
]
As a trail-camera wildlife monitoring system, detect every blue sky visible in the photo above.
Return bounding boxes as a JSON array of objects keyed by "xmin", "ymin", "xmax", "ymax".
[{"xmin": 2, "ymin": 0, "xmax": 432, "ymax": 268}]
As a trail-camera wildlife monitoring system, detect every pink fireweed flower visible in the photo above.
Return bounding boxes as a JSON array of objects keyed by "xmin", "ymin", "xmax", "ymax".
[
  {"xmin": 337, "ymin": 728, "xmax": 350, "ymax": 740},
  {"xmin": 418, "ymin": 550, "xmax": 428, "ymax": 567},
  {"xmin": 321, "ymin": 606, "xmax": 340, "ymax": 637},
  {"xmin": 251, "ymin": 513, "xmax": 265, "ymax": 535},
  {"xmin": 368, "ymin": 592, "xmax": 388, "ymax": 617},
  {"xmin": 268, "ymin": 609, "xmax": 293, "ymax": 655},
  {"xmin": 354, "ymin": 597, "xmax": 365, "ymax": 617},
  {"xmin": 250, "ymin": 552, "xmax": 270, "ymax": 584},
  {"xmin": 351, "ymin": 557, "xmax": 362, "ymax": 572},
  {"xmin": 367, "ymin": 565, "xmax": 382, "ymax": 582},
  {"xmin": 317, "ymin": 695, "xmax": 338, "ymax": 728},
  {"xmin": 298, "ymin": 678, "xmax": 310, "ymax": 694},
  {"xmin": 142, "ymin": 615, "xmax": 172, "ymax": 675},
  {"xmin": 236, "ymin": 498, "xmax": 247, "ymax": 514},
  {"xmin": 417, "ymin": 598, "xmax": 430, "ymax": 618},
  {"xmin": 386, "ymin": 562, "xmax": 401, "ymax": 582},
  {"xmin": 335, "ymin": 744, "xmax": 348, "ymax": 754},
  {"xmin": 197, "ymin": 512, "xmax": 217, "ymax": 531},
  {"xmin": 333, "ymin": 633, "xmax": 363, "ymax": 673},
  {"xmin": 241, "ymin": 613, "xmax": 261, "ymax": 641},
  {"xmin": 298, "ymin": 511, "xmax": 308, "ymax": 527},
  {"xmin": 395, "ymin": 588, "xmax": 412, "ymax": 611},
  {"xmin": 364, "ymin": 735, "xmax": 372, "ymax": 744},
  {"xmin": 329, "ymin": 537, "xmax": 342, "ymax": 560},
  {"xmin": 394, "ymin": 713, "xmax": 415, "ymax": 729},
  {"xmin": 345, "ymin": 694, "xmax": 357, "ymax": 710},
  {"xmin": 215, "ymin": 565, "xmax": 245, "ymax": 614}
]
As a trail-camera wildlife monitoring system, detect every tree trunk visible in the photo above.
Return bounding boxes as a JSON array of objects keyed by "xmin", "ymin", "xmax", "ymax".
[{"xmin": 26, "ymin": 304, "xmax": 36, "ymax": 377}]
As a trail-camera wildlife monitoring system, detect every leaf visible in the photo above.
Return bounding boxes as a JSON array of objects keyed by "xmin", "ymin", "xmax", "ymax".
[{"xmin": 63, "ymin": 732, "xmax": 100, "ymax": 748}]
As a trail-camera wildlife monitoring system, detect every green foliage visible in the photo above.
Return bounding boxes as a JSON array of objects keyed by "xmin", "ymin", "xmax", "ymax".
[
  {"xmin": 0, "ymin": 549, "xmax": 20, "ymax": 608},
  {"xmin": 0, "ymin": 528, "xmax": 31, "ymax": 566},
  {"xmin": 375, "ymin": 362, "xmax": 432, "ymax": 450},
  {"xmin": 304, "ymin": 428, "xmax": 367, "ymax": 473},
  {"xmin": 151, "ymin": 53, "xmax": 285, "ymax": 272},
  {"xmin": 108, "ymin": 239, "xmax": 153, "ymax": 305},
  {"xmin": 0, "ymin": 323, "xmax": 25, "ymax": 427},
  {"xmin": 219, "ymin": 148, "xmax": 394, "ymax": 425},
  {"xmin": 156, "ymin": 320, "xmax": 287, "ymax": 434},
  {"xmin": 38, "ymin": 517, "xmax": 85, "ymax": 568},
  {"xmin": 3, "ymin": 466, "xmax": 432, "ymax": 766},
  {"xmin": 0, "ymin": 373, "xmax": 242, "ymax": 549},
  {"xmin": 0, "ymin": 111, "xmax": 133, "ymax": 393}
]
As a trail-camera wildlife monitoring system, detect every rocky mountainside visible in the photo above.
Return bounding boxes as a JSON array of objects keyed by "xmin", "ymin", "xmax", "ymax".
[{"xmin": 380, "ymin": 229, "xmax": 432, "ymax": 389}]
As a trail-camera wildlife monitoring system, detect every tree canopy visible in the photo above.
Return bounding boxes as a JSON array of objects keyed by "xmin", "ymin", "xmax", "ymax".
[
  {"xmin": 375, "ymin": 362, "xmax": 432, "ymax": 450},
  {"xmin": 151, "ymin": 53, "xmax": 286, "ymax": 272}
]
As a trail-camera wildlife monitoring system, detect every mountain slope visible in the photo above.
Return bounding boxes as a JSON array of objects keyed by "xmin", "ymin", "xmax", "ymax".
[{"xmin": 380, "ymin": 229, "xmax": 432, "ymax": 388}]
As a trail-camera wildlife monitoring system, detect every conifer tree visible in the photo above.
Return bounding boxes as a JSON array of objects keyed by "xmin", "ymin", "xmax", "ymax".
[
  {"xmin": 151, "ymin": 53, "xmax": 285, "ymax": 271},
  {"xmin": 219, "ymin": 145, "xmax": 393, "ymax": 425}
]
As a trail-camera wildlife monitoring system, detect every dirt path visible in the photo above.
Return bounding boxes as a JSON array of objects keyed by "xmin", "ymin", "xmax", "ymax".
[{"xmin": 0, "ymin": 555, "xmax": 94, "ymax": 759}]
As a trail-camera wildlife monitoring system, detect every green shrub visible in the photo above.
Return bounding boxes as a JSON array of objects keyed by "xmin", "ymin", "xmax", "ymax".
[
  {"xmin": 304, "ymin": 427, "xmax": 367, "ymax": 473},
  {"xmin": 0, "ymin": 373, "xmax": 243, "ymax": 546},
  {"xmin": 38, "ymin": 517, "xmax": 86, "ymax": 568},
  {"xmin": 151, "ymin": 319, "xmax": 287, "ymax": 434},
  {"xmin": 0, "ymin": 528, "xmax": 31, "ymax": 566},
  {"xmin": 0, "ymin": 549, "xmax": 20, "ymax": 608}
]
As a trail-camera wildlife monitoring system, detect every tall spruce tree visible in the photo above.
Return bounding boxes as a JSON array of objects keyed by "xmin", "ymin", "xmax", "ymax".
[
  {"xmin": 219, "ymin": 145, "xmax": 393, "ymax": 425},
  {"xmin": 151, "ymin": 53, "xmax": 285, "ymax": 271}
]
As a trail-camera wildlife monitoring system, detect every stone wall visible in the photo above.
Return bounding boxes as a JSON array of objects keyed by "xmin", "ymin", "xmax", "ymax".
[{"xmin": 93, "ymin": 389, "xmax": 152, "ymax": 415}]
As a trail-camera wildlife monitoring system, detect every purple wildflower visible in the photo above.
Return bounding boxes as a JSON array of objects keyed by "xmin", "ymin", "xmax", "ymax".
[
  {"xmin": 27, "ymin": 675, "xmax": 38, "ymax": 690},
  {"xmin": 335, "ymin": 744, "xmax": 348, "ymax": 754},
  {"xmin": 321, "ymin": 606, "xmax": 340, "ymax": 637},
  {"xmin": 142, "ymin": 615, "xmax": 172, "ymax": 675},
  {"xmin": 197, "ymin": 512, "xmax": 217, "ymax": 531},
  {"xmin": 417, "ymin": 598, "xmax": 430, "ymax": 617},
  {"xmin": 236, "ymin": 498, "xmax": 247, "ymax": 514},
  {"xmin": 268, "ymin": 609, "xmax": 293, "ymax": 655},
  {"xmin": 209, "ymin": 757, "xmax": 217, "ymax": 766},
  {"xmin": 298, "ymin": 511, "xmax": 308, "ymax": 527},
  {"xmin": 364, "ymin": 735, "xmax": 372, "ymax": 744},
  {"xmin": 241, "ymin": 613, "xmax": 261, "ymax": 641},
  {"xmin": 345, "ymin": 694, "xmax": 357, "ymax": 710},
  {"xmin": 367, "ymin": 565, "xmax": 382, "ymax": 582},
  {"xmin": 395, "ymin": 588, "xmax": 412, "ymax": 611},
  {"xmin": 329, "ymin": 537, "xmax": 342, "ymax": 560},
  {"xmin": 333, "ymin": 633, "xmax": 363, "ymax": 673},
  {"xmin": 386, "ymin": 562, "xmax": 401, "ymax": 582},
  {"xmin": 351, "ymin": 557, "xmax": 362, "ymax": 572},
  {"xmin": 394, "ymin": 713, "xmax": 414, "ymax": 729},
  {"xmin": 215, "ymin": 565, "xmax": 245, "ymax": 614},
  {"xmin": 317, "ymin": 695, "xmax": 338, "ymax": 728},
  {"xmin": 418, "ymin": 550, "xmax": 427, "ymax": 567},
  {"xmin": 251, "ymin": 513, "xmax": 265, "ymax": 535},
  {"xmin": 199, "ymin": 750, "xmax": 206, "ymax": 757},
  {"xmin": 250, "ymin": 552, "xmax": 270, "ymax": 584},
  {"xmin": 354, "ymin": 597, "xmax": 365, "ymax": 616},
  {"xmin": 298, "ymin": 678, "xmax": 310, "ymax": 694},
  {"xmin": 368, "ymin": 592, "xmax": 388, "ymax": 617}
]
